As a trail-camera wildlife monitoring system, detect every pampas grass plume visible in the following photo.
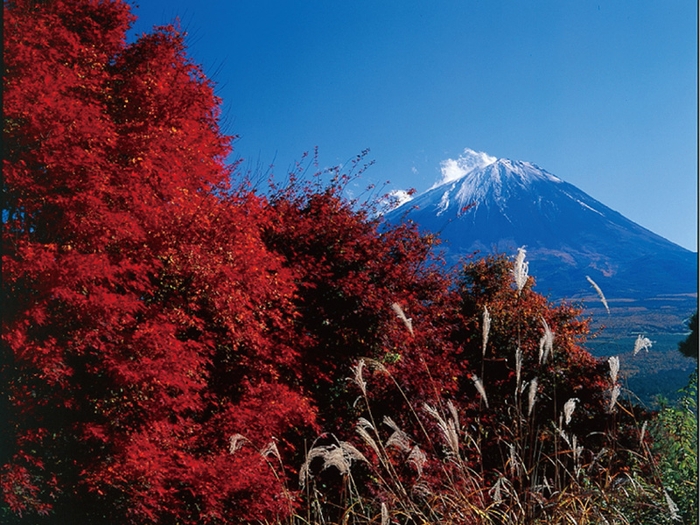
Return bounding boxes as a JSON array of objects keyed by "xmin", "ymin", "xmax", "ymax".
[
  {"xmin": 513, "ymin": 246, "xmax": 529, "ymax": 294},
  {"xmin": 586, "ymin": 275, "xmax": 610, "ymax": 314},
  {"xmin": 528, "ymin": 378, "xmax": 538, "ymax": 416},
  {"xmin": 482, "ymin": 306, "xmax": 491, "ymax": 356},
  {"xmin": 391, "ymin": 302, "xmax": 414, "ymax": 336},
  {"xmin": 608, "ymin": 356, "xmax": 620, "ymax": 384},
  {"xmin": 471, "ymin": 374, "xmax": 489, "ymax": 408},
  {"xmin": 633, "ymin": 334, "xmax": 653, "ymax": 355}
]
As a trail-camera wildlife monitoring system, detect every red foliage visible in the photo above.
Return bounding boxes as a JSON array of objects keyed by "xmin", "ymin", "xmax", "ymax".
[
  {"xmin": 3, "ymin": 1, "xmax": 315, "ymax": 522},
  {"xmin": 260, "ymin": 170, "xmax": 459, "ymax": 431}
]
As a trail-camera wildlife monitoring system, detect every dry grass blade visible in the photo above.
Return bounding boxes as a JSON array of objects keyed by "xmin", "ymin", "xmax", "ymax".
[
  {"xmin": 351, "ymin": 359, "xmax": 367, "ymax": 396},
  {"xmin": 633, "ymin": 334, "xmax": 652, "ymax": 355},
  {"xmin": 528, "ymin": 378, "xmax": 538, "ymax": 416},
  {"xmin": 229, "ymin": 433, "xmax": 247, "ymax": 455},
  {"xmin": 472, "ymin": 374, "xmax": 489, "ymax": 409},
  {"xmin": 355, "ymin": 417, "xmax": 381, "ymax": 457},
  {"xmin": 586, "ymin": 275, "xmax": 610, "ymax": 314},
  {"xmin": 407, "ymin": 445, "xmax": 427, "ymax": 478},
  {"xmin": 300, "ymin": 442, "xmax": 369, "ymax": 488},
  {"xmin": 391, "ymin": 302, "xmax": 414, "ymax": 336},
  {"xmin": 608, "ymin": 384, "xmax": 621, "ymax": 413},
  {"xmin": 563, "ymin": 398, "xmax": 579, "ymax": 426},
  {"xmin": 381, "ymin": 502, "xmax": 389, "ymax": 525},
  {"xmin": 664, "ymin": 489, "xmax": 681, "ymax": 521},
  {"xmin": 482, "ymin": 306, "xmax": 491, "ymax": 356},
  {"xmin": 539, "ymin": 316, "xmax": 554, "ymax": 364},
  {"xmin": 423, "ymin": 403, "xmax": 460, "ymax": 456},
  {"xmin": 261, "ymin": 440, "xmax": 282, "ymax": 463},
  {"xmin": 447, "ymin": 400, "xmax": 461, "ymax": 433},
  {"xmin": 608, "ymin": 355, "xmax": 620, "ymax": 384},
  {"xmin": 508, "ymin": 443, "xmax": 522, "ymax": 478},
  {"xmin": 384, "ymin": 416, "xmax": 412, "ymax": 453},
  {"xmin": 513, "ymin": 246, "xmax": 529, "ymax": 294}
]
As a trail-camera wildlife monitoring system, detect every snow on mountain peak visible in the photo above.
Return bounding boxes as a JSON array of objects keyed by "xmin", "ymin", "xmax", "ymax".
[
  {"xmin": 431, "ymin": 156, "xmax": 563, "ymax": 215},
  {"xmin": 432, "ymin": 148, "xmax": 497, "ymax": 188}
]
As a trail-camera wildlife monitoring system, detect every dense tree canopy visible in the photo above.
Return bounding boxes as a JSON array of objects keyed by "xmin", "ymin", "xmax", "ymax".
[
  {"xmin": 678, "ymin": 311, "xmax": 698, "ymax": 359},
  {"xmin": 2, "ymin": 1, "xmax": 653, "ymax": 523}
]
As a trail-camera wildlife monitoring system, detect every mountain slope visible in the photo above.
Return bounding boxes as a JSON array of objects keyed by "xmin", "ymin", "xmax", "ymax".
[{"xmin": 385, "ymin": 152, "xmax": 697, "ymax": 302}]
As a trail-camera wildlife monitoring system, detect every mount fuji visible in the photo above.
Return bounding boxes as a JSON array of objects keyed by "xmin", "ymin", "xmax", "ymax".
[{"xmin": 384, "ymin": 150, "xmax": 697, "ymax": 309}]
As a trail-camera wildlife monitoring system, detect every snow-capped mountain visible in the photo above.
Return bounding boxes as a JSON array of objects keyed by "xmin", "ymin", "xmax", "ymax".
[{"xmin": 385, "ymin": 150, "xmax": 697, "ymax": 302}]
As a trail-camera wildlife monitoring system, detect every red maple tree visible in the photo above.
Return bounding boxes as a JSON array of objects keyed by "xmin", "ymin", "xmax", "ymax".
[{"xmin": 3, "ymin": 1, "xmax": 315, "ymax": 522}]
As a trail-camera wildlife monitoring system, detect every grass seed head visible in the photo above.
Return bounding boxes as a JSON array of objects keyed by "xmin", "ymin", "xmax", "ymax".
[
  {"xmin": 472, "ymin": 374, "xmax": 489, "ymax": 408},
  {"xmin": 528, "ymin": 378, "xmax": 538, "ymax": 416},
  {"xmin": 633, "ymin": 334, "xmax": 653, "ymax": 355},
  {"xmin": 482, "ymin": 306, "xmax": 491, "ymax": 356},
  {"xmin": 513, "ymin": 246, "xmax": 529, "ymax": 294},
  {"xmin": 608, "ymin": 355, "xmax": 620, "ymax": 384},
  {"xmin": 586, "ymin": 275, "xmax": 610, "ymax": 314}
]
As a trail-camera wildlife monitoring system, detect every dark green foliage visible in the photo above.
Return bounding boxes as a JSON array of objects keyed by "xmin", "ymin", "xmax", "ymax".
[
  {"xmin": 651, "ymin": 372, "xmax": 698, "ymax": 524},
  {"xmin": 678, "ymin": 311, "xmax": 698, "ymax": 360}
]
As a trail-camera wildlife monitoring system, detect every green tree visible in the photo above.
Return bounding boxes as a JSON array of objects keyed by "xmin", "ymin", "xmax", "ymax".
[
  {"xmin": 678, "ymin": 311, "xmax": 698, "ymax": 359},
  {"xmin": 651, "ymin": 372, "xmax": 698, "ymax": 524}
]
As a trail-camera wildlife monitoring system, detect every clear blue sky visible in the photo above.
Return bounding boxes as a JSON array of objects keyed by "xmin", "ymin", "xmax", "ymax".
[{"xmin": 128, "ymin": 1, "xmax": 698, "ymax": 251}]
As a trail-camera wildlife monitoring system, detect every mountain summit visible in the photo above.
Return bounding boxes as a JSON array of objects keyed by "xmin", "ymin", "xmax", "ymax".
[{"xmin": 385, "ymin": 150, "xmax": 697, "ymax": 303}]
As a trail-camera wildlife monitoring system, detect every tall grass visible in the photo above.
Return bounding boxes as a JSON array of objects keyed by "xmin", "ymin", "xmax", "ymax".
[
  {"xmin": 288, "ymin": 351, "xmax": 682, "ymax": 525},
  {"xmin": 231, "ymin": 251, "xmax": 693, "ymax": 524},
  {"xmin": 283, "ymin": 305, "xmax": 687, "ymax": 524}
]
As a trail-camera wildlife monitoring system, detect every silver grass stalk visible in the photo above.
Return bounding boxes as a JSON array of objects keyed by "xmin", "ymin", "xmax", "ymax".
[
  {"xmin": 528, "ymin": 378, "xmax": 538, "ymax": 416},
  {"xmin": 351, "ymin": 359, "xmax": 367, "ymax": 396},
  {"xmin": 339, "ymin": 441, "xmax": 369, "ymax": 464},
  {"xmin": 299, "ymin": 446, "xmax": 327, "ymax": 487},
  {"xmin": 489, "ymin": 477, "xmax": 504, "ymax": 505},
  {"xmin": 543, "ymin": 475, "xmax": 552, "ymax": 494},
  {"xmin": 586, "ymin": 275, "xmax": 610, "ymax": 314},
  {"xmin": 384, "ymin": 416, "xmax": 412, "ymax": 453},
  {"xmin": 383, "ymin": 415, "xmax": 402, "ymax": 433},
  {"xmin": 423, "ymin": 403, "xmax": 460, "ymax": 456},
  {"xmin": 482, "ymin": 306, "xmax": 491, "ymax": 356},
  {"xmin": 539, "ymin": 317, "xmax": 554, "ymax": 364},
  {"xmin": 391, "ymin": 302, "xmax": 414, "ymax": 336},
  {"xmin": 572, "ymin": 434, "xmax": 582, "ymax": 465},
  {"xmin": 563, "ymin": 397, "xmax": 579, "ymax": 426},
  {"xmin": 381, "ymin": 502, "xmax": 389, "ymax": 525},
  {"xmin": 365, "ymin": 358, "xmax": 389, "ymax": 375},
  {"xmin": 357, "ymin": 417, "xmax": 374, "ymax": 431},
  {"xmin": 408, "ymin": 445, "xmax": 427, "ymax": 478},
  {"xmin": 471, "ymin": 374, "xmax": 489, "ymax": 408},
  {"xmin": 319, "ymin": 446, "xmax": 351, "ymax": 476},
  {"xmin": 508, "ymin": 443, "xmax": 522, "ymax": 477},
  {"xmin": 558, "ymin": 426, "xmax": 571, "ymax": 447},
  {"xmin": 229, "ymin": 433, "xmax": 247, "ymax": 455},
  {"xmin": 261, "ymin": 441, "xmax": 282, "ymax": 463},
  {"xmin": 513, "ymin": 246, "xmax": 529, "ymax": 294},
  {"xmin": 411, "ymin": 481, "xmax": 433, "ymax": 498},
  {"xmin": 515, "ymin": 348, "xmax": 522, "ymax": 391},
  {"xmin": 300, "ymin": 442, "xmax": 369, "ymax": 488},
  {"xmin": 608, "ymin": 355, "xmax": 620, "ymax": 384},
  {"xmin": 640, "ymin": 420, "xmax": 648, "ymax": 448},
  {"xmin": 447, "ymin": 400, "xmax": 461, "ymax": 434},
  {"xmin": 633, "ymin": 334, "xmax": 653, "ymax": 355},
  {"xmin": 664, "ymin": 489, "xmax": 681, "ymax": 521},
  {"xmin": 608, "ymin": 384, "xmax": 621, "ymax": 413},
  {"xmin": 356, "ymin": 424, "xmax": 380, "ymax": 458}
]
